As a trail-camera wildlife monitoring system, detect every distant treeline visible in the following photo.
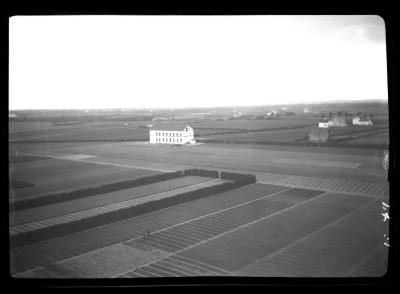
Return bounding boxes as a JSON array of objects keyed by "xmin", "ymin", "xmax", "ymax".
[{"xmin": 9, "ymin": 115, "xmax": 153, "ymax": 122}]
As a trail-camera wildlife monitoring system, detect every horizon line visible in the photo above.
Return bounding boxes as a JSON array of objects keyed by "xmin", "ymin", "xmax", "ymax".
[{"xmin": 9, "ymin": 99, "xmax": 388, "ymax": 112}]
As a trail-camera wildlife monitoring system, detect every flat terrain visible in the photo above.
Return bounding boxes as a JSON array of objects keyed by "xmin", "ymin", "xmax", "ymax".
[
  {"xmin": 9, "ymin": 138, "xmax": 389, "ymax": 278},
  {"xmin": 9, "ymin": 119, "xmax": 389, "ymax": 147},
  {"xmin": 10, "ymin": 176, "xmax": 211, "ymax": 226},
  {"xmin": 11, "ymin": 184, "xmax": 388, "ymax": 278},
  {"xmin": 9, "ymin": 157, "xmax": 156, "ymax": 201}
]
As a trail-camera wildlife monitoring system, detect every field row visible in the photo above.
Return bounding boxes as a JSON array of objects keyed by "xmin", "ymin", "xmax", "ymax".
[
  {"xmin": 10, "ymin": 178, "xmax": 222, "ymax": 236},
  {"xmin": 269, "ymin": 162, "xmax": 386, "ymax": 182},
  {"xmin": 9, "ymin": 123, "xmax": 149, "ymax": 141},
  {"xmin": 173, "ymin": 193, "xmax": 376, "ymax": 273},
  {"xmin": 206, "ymin": 128, "xmax": 389, "ymax": 146},
  {"xmin": 10, "ymin": 158, "xmax": 111, "ymax": 180},
  {"xmin": 16, "ymin": 186, "xmax": 322, "ymax": 277},
  {"xmin": 257, "ymin": 173, "xmax": 389, "ymax": 197},
  {"xmin": 117, "ymin": 255, "xmax": 230, "ymax": 278},
  {"xmin": 87, "ymin": 149, "xmax": 387, "ymax": 184},
  {"xmin": 190, "ymin": 119, "xmax": 320, "ymax": 130},
  {"xmin": 239, "ymin": 199, "xmax": 387, "ymax": 277},
  {"xmin": 9, "ymin": 120, "xmax": 388, "ymax": 149},
  {"xmin": 21, "ymin": 187, "xmax": 328, "ymax": 277},
  {"xmin": 10, "ymin": 176, "xmax": 211, "ymax": 226},
  {"xmin": 10, "ymin": 183, "xmax": 289, "ymax": 274},
  {"xmin": 114, "ymin": 193, "xmax": 374, "ymax": 277},
  {"xmin": 10, "ymin": 159, "xmax": 156, "ymax": 200}
]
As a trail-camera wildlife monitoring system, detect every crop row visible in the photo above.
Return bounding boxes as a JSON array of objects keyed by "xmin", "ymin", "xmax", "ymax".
[
  {"xmin": 10, "ymin": 170, "xmax": 256, "ymax": 248},
  {"xmin": 10, "ymin": 176, "xmax": 210, "ymax": 226},
  {"xmin": 10, "ymin": 170, "xmax": 181, "ymax": 211}
]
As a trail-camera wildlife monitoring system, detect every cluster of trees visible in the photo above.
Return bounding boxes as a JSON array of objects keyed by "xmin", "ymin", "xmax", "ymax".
[{"xmin": 321, "ymin": 111, "xmax": 374, "ymax": 120}]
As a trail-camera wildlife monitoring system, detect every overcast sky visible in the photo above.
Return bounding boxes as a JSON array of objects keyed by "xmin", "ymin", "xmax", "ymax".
[{"xmin": 9, "ymin": 15, "xmax": 387, "ymax": 110}]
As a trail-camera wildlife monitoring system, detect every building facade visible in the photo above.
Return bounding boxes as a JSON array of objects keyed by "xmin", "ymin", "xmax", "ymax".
[{"xmin": 150, "ymin": 125, "xmax": 196, "ymax": 145}]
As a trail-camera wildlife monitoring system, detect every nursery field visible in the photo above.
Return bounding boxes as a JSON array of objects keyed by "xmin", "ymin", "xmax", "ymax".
[
  {"xmin": 9, "ymin": 118, "xmax": 389, "ymax": 148},
  {"xmin": 9, "ymin": 157, "xmax": 156, "ymax": 201},
  {"xmin": 11, "ymin": 183, "xmax": 388, "ymax": 278},
  {"xmin": 10, "ymin": 176, "xmax": 211, "ymax": 226},
  {"xmin": 9, "ymin": 127, "xmax": 389, "ymax": 278}
]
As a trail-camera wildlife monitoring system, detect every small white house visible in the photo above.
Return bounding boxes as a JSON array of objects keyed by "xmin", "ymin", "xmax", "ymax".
[
  {"xmin": 150, "ymin": 125, "xmax": 196, "ymax": 145},
  {"xmin": 353, "ymin": 116, "xmax": 373, "ymax": 126},
  {"xmin": 318, "ymin": 122, "xmax": 329, "ymax": 128}
]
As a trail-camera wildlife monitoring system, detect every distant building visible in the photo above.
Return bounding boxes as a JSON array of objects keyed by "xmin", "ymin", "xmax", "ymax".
[
  {"xmin": 318, "ymin": 121, "xmax": 330, "ymax": 128},
  {"xmin": 9, "ymin": 112, "xmax": 17, "ymax": 118},
  {"xmin": 353, "ymin": 116, "xmax": 373, "ymax": 126},
  {"xmin": 150, "ymin": 125, "xmax": 196, "ymax": 145},
  {"xmin": 309, "ymin": 127, "xmax": 330, "ymax": 143},
  {"xmin": 329, "ymin": 116, "xmax": 347, "ymax": 127}
]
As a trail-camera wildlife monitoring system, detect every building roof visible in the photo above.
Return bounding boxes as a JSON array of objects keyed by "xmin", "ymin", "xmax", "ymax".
[{"xmin": 150, "ymin": 124, "xmax": 193, "ymax": 131}]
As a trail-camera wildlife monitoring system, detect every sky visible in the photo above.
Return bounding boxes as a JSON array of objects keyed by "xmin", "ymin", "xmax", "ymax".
[{"xmin": 9, "ymin": 15, "xmax": 388, "ymax": 110}]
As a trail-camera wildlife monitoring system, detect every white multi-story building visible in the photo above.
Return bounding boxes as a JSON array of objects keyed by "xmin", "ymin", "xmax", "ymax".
[
  {"xmin": 353, "ymin": 116, "xmax": 373, "ymax": 126},
  {"xmin": 150, "ymin": 125, "xmax": 196, "ymax": 145}
]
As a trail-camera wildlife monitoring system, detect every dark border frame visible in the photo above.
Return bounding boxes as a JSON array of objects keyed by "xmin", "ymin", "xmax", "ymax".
[{"xmin": 2, "ymin": 4, "xmax": 398, "ymax": 290}]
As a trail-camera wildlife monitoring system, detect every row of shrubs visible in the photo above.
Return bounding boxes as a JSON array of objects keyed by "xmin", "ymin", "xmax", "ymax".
[
  {"xmin": 183, "ymin": 169, "xmax": 219, "ymax": 178},
  {"xmin": 10, "ymin": 170, "xmax": 256, "ymax": 248},
  {"xmin": 10, "ymin": 171, "xmax": 183, "ymax": 212}
]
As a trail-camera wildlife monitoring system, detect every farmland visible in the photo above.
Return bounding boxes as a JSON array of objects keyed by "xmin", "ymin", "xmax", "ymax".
[
  {"xmin": 10, "ymin": 176, "xmax": 212, "ymax": 226},
  {"xmin": 11, "ymin": 182, "xmax": 387, "ymax": 278},
  {"xmin": 8, "ymin": 102, "xmax": 390, "ymax": 278},
  {"xmin": 9, "ymin": 158, "xmax": 156, "ymax": 201},
  {"xmin": 9, "ymin": 137, "xmax": 389, "ymax": 278},
  {"xmin": 9, "ymin": 116, "xmax": 389, "ymax": 149}
]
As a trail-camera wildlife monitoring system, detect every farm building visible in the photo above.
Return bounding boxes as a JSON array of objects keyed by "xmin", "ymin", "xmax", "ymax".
[
  {"xmin": 318, "ymin": 121, "xmax": 330, "ymax": 128},
  {"xmin": 309, "ymin": 127, "xmax": 330, "ymax": 143},
  {"xmin": 353, "ymin": 116, "xmax": 373, "ymax": 126},
  {"xmin": 329, "ymin": 116, "xmax": 347, "ymax": 127},
  {"xmin": 150, "ymin": 125, "xmax": 196, "ymax": 145}
]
